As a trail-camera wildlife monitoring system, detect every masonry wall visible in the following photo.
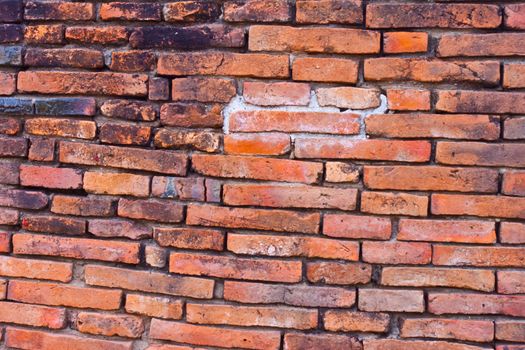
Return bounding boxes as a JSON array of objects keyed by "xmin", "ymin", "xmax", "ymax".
[{"xmin": 0, "ymin": 0, "xmax": 524, "ymax": 349}]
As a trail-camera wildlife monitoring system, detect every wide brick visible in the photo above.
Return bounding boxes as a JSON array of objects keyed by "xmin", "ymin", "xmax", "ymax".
[
  {"xmin": 172, "ymin": 77, "xmax": 236, "ymax": 103},
  {"xmin": 193, "ymin": 154, "xmax": 322, "ymax": 184},
  {"xmin": 317, "ymin": 87, "xmax": 380, "ymax": 109},
  {"xmin": 13, "ymin": 233, "xmax": 140, "ymax": 264},
  {"xmin": 125, "ymin": 294, "xmax": 183, "ymax": 319},
  {"xmin": 158, "ymin": 52, "xmax": 288, "ymax": 78},
  {"xmin": 22, "ymin": 215, "xmax": 85, "ymax": 235},
  {"xmin": 155, "ymin": 227, "xmax": 224, "ymax": 251},
  {"xmin": 84, "ymin": 265, "xmax": 214, "ymax": 299},
  {"xmin": 0, "ymin": 137, "xmax": 27, "ymax": 157},
  {"xmin": 187, "ymin": 204, "xmax": 319, "ymax": 233},
  {"xmin": 161, "ymin": 103, "xmax": 222, "ymax": 127},
  {"xmin": 429, "ymin": 292, "xmax": 525, "ymax": 317},
  {"xmin": 437, "ymin": 142, "xmax": 525, "ymax": 167},
  {"xmin": 387, "ymin": 89, "xmax": 430, "ymax": 111},
  {"xmin": 224, "ymin": 0, "xmax": 290, "ymax": 22},
  {"xmin": 88, "ymin": 219, "xmax": 151, "ymax": 240},
  {"xmin": 26, "ymin": 118, "xmax": 95, "ymax": 140},
  {"xmin": 433, "ymin": 245, "xmax": 525, "ymax": 267},
  {"xmin": 381, "ymin": 267, "xmax": 495, "ymax": 292},
  {"xmin": 505, "ymin": 117, "xmax": 525, "ymax": 139},
  {"xmin": 324, "ymin": 310, "xmax": 390, "ymax": 333},
  {"xmin": 101, "ymin": 99, "xmax": 156, "ymax": 121},
  {"xmin": 431, "ymin": 194, "xmax": 525, "ymax": 219},
  {"xmin": 187, "ymin": 303, "xmax": 317, "ymax": 330},
  {"xmin": 249, "ymin": 25, "xmax": 380, "ymax": 54},
  {"xmin": 367, "ymin": 3, "xmax": 500, "ymax": 28},
  {"xmin": 384, "ymin": 32, "xmax": 428, "ymax": 53},
  {"xmin": 439, "ymin": 33, "xmax": 525, "ymax": 57},
  {"xmin": 0, "ymin": 189, "xmax": 47, "ymax": 209},
  {"xmin": 164, "ymin": 1, "xmax": 220, "ymax": 22},
  {"xmin": 223, "ymin": 183, "xmax": 357, "ymax": 210},
  {"xmin": 34, "ymin": 97, "xmax": 96, "ymax": 116},
  {"xmin": 118, "ymin": 198, "xmax": 184, "ymax": 223},
  {"xmin": 66, "ymin": 26, "xmax": 129, "ymax": 45},
  {"xmin": 154, "ymin": 129, "xmax": 220, "ymax": 152},
  {"xmin": 306, "ymin": 262, "xmax": 372, "ymax": 285},
  {"xmin": 76, "ymin": 312, "xmax": 144, "ymax": 338},
  {"xmin": 18, "ymin": 71, "xmax": 148, "ymax": 97},
  {"xmin": 296, "ymin": 0, "xmax": 361, "ymax": 24},
  {"xmin": 323, "ymin": 214, "xmax": 391, "ymax": 240},
  {"xmin": 498, "ymin": 271, "xmax": 525, "ymax": 294},
  {"xmin": 110, "ymin": 50, "xmax": 155, "ymax": 72},
  {"xmin": 0, "ymin": 0, "xmax": 22, "ymax": 22},
  {"xmin": 228, "ymin": 233, "xmax": 359, "ymax": 261},
  {"xmin": 361, "ymin": 191, "xmax": 428, "ymax": 217},
  {"xmin": 224, "ymin": 281, "xmax": 355, "ymax": 308},
  {"xmin": 51, "ymin": 195, "xmax": 113, "ymax": 217},
  {"xmin": 366, "ymin": 114, "xmax": 500, "ymax": 140},
  {"xmin": 151, "ymin": 176, "xmax": 205, "ymax": 200},
  {"xmin": 292, "ymin": 57, "xmax": 359, "ymax": 83},
  {"xmin": 100, "ymin": 2, "xmax": 161, "ymax": 21},
  {"xmin": 150, "ymin": 319, "xmax": 281, "ymax": 350},
  {"xmin": 8, "ymin": 280, "xmax": 121, "ymax": 310},
  {"xmin": 501, "ymin": 222, "xmax": 525, "ymax": 244},
  {"xmin": 149, "ymin": 77, "xmax": 169, "ymax": 101},
  {"xmin": 505, "ymin": 4, "xmax": 525, "ymax": 29},
  {"xmin": 398, "ymin": 219, "xmax": 496, "ymax": 243},
  {"xmin": 364, "ymin": 339, "xmax": 488, "ymax": 350},
  {"xmin": 295, "ymin": 138, "xmax": 430, "ymax": 162},
  {"xmin": 25, "ymin": 1, "xmax": 94, "ymax": 20},
  {"xmin": 365, "ymin": 58, "xmax": 499, "ymax": 85},
  {"xmin": 60, "ymin": 142, "xmax": 187, "ymax": 175},
  {"xmin": 169, "ymin": 252, "xmax": 302, "ymax": 283},
  {"xmin": 230, "ymin": 110, "xmax": 359, "ymax": 134},
  {"xmin": 5, "ymin": 328, "xmax": 132, "ymax": 350},
  {"xmin": 20, "ymin": 165, "xmax": 82, "ymax": 190},
  {"xmin": 0, "ymin": 301, "xmax": 65, "ymax": 329},
  {"xmin": 25, "ymin": 48, "xmax": 103, "ymax": 69},
  {"xmin": 130, "ymin": 25, "xmax": 244, "ymax": 49},
  {"xmin": 83, "ymin": 172, "xmax": 149, "ymax": 197},
  {"xmin": 0, "ymin": 256, "xmax": 72, "ymax": 282},
  {"xmin": 243, "ymin": 81, "xmax": 310, "ymax": 106},
  {"xmin": 503, "ymin": 170, "xmax": 525, "ymax": 196},
  {"xmin": 359, "ymin": 289, "xmax": 424, "ymax": 312},
  {"xmin": 224, "ymin": 133, "xmax": 291, "ymax": 155},
  {"xmin": 400, "ymin": 318, "xmax": 494, "ymax": 343},
  {"xmin": 0, "ymin": 207, "xmax": 18, "ymax": 225},
  {"xmin": 496, "ymin": 321, "xmax": 525, "ymax": 342},
  {"xmin": 0, "ymin": 72, "xmax": 16, "ymax": 95},
  {"xmin": 436, "ymin": 90, "xmax": 525, "ymax": 114},
  {"xmin": 25, "ymin": 24, "xmax": 64, "ymax": 44},
  {"xmin": 362, "ymin": 241, "xmax": 431, "ymax": 265}
]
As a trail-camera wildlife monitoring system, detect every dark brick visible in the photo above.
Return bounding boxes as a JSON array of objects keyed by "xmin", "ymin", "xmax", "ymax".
[
  {"xmin": 160, "ymin": 103, "xmax": 223, "ymax": 128},
  {"xmin": 22, "ymin": 215, "xmax": 86, "ymax": 235},
  {"xmin": 0, "ymin": 137, "xmax": 27, "ymax": 157},
  {"xmin": 100, "ymin": 2, "xmax": 162, "ymax": 21},
  {"xmin": 0, "ymin": 118, "xmax": 20, "ymax": 135},
  {"xmin": 0, "ymin": 1, "xmax": 22, "ymax": 22},
  {"xmin": 101, "ymin": 100, "xmax": 157, "ymax": 121},
  {"xmin": 149, "ymin": 77, "xmax": 170, "ymax": 101},
  {"xmin": 0, "ymin": 46, "xmax": 22, "ymax": 66},
  {"xmin": 34, "ymin": 98, "xmax": 96, "ymax": 116},
  {"xmin": 0, "ymin": 189, "xmax": 48, "ymax": 210},
  {"xmin": 164, "ymin": 1, "xmax": 220, "ymax": 22},
  {"xmin": 110, "ymin": 50, "xmax": 156, "ymax": 72},
  {"xmin": 24, "ymin": 48, "xmax": 104, "ymax": 69},
  {"xmin": 0, "ymin": 98, "xmax": 33, "ymax": 115},
  {"xmin": 0, "ymin": 25, "xmax": 23, "ymax": 43},
  {"xmin": 0, "ymin": 162, "xmax": 19, "ymax": 185},
  {"xmin": 24, "ymin": 1, "xmax": 94, "ymax": 21}
]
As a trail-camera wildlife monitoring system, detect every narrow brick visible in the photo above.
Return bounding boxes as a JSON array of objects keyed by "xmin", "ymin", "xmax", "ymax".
[
  {"xmin": 88, "ymin": 219, "xmax": 151, "ymax": 240},
  {"xmin": 0, "ymin": 189, "xmax": 47, "ymax": 209},
  {"xmin": 436, "ymin": 90, "xmax": 525, "ymax": 114},
  {"xmin": 364, "ymin": 339, "xmax": 488, "ymax": 350},
  {"xmin": 100, "ymin": 2, "xmax": 162, "ymax": 21},
  {"xmin": 25, "ymin": 24, "xmax": 64, "ymax": 44},
  {"xmin": 20, "ymin": 165, "xmax": 82, "ymax": 190},
  {"xmin": 0, "ymin": 97, "xmax": 32, "ymax": 114},
  {"xmin": 323, "ymin": 214, "xmax": 391, "ymax": 240},
  {"xmin": 361, "ymin": 191, "xmax": 429, "ymax": 217},
  {"xmin": 0, "ymin": 118, "xmax": 20, "ymax": 135},
  {"xmin": 284, "ymin": 333, "xmax": 362, "ymax": 350},
  {"xmin": 224, "ymin": 133, "xmax": 291, "ymax": 155},
  {"xmin": 243, "ymin": 81, "xmax": 310, "ymax": 106},
  {"xmin": 325, "ymin": 162, "xmax": 360, "ymax": 183},
  {"xmin": 99, "ymin": 123, "xmax": 151, "ymax": 146},
  {"xmin": 224, "ymin": 0, "xmax": 290, "ymax": 22},
  {"xmin": 438, "ymin": 33, "xmax": 525, "ymax": 57},
  {"xmin": 164, "ymin": 1, "xmax": 220, "ymax": 22},
  {"xmin": 317, "ymin": 87, "xmax": 381, "ymax": 109},
  {"xmin": 0, "ymin": 137, "xmax": 27, "ymax": 157},
  {"xmin": 118, "ymin": 198, "xmax": 184, "ymax": 223},
  {"xmin": 296, "ymin": 0, "xmax": 362, "ymax": 24},
  {"xmin": 34, "ymin": 97, "xmax": 96, "ymax": 116},
  {"xmin": 0, "ymin": 208, "xmax": 18, "ymax": 225},
  {"xmin": 151, "ymin": 177, "xmax": 205, "ymax": 200},
  {"xmin": 22, "ymin": 215, "xmax": 85, "ymax": 235},
  {"xmin": 154, "ymin": 129, "xmax": 221, "ymax": 153},
  {"xmin": 101, "ymin": 99, "xmax": 156, "ymax": 121},
  {"xmin": 110, "ymin": 50, "xmax": 155, "ymax": 72},
  {"xmin": 160, "ymin": 103, "xmax": 222, "ymax": 128},
  {"xmin": 24, "ymin": 48, "xmax": 104, "ymax": 69},
  {"xmin": 384, "ymin": 32, "xmax": 428, "ymax": 53},
  {"xmin": 386, "ymin": 89, "xmax": 430, "ymax": 111},
  {"xmin": 25, "ymin": 1, "xmax": 94, "ymax": 20},
  {"xmin": 400, "ymin": 318, "xmax": 494, "ymax": 343},
  {"xmin": 66, "ymin": 26, "xmax": 129, "ymax": 45},
  {"xmin": 172, "ymin": 77, "xmax": 236, "ymax": 103},
  {"xmin": 26, "ymin": 118, "xmax": 96, "ymax": 139},
  {"xmin": 437, "ymin": 142, "xmax": 525, "ymax": 167}
]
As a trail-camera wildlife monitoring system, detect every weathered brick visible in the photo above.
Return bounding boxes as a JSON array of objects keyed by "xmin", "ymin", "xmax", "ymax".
[
  {"xmin": 505, "ymin": 117, "xmax": 525, "ymax": 139},
  {"xmin": 28, "ymin": 138, "xmax": 54, "ymax": 162},
  {"xmin": 26, "ymin": 118, "xmax": 95, "ymax": 139},
  {"xmin": 316, "ymin": 87, "xmax": 380, "ymax": 109},
  {"xmin": 20, "ymin": 165, "xmax": 82, "ymax": 190},
  {"xmin": 323, "ymin": 214, "xmax": 391, "ymax": 240},
  {"xmin": 34, "ymin": 97, "xmax": 96, "ymax": 116},
  {"xmin": 367, "ymin": 3, "xmax": 500, "ymax": 28},
  {"xmin": 0, "ymin": 301, "xmax": 65, "ymax": 329},
  {"xmin": 292, "ymin": 57, "xmax": 358, "ymax": 83},
  {"xmin": 384, "ymin": 32, "xmax": 428, "ymax": 53},
  {"xmin": 433, "ymin": 245, "xmax": 525, "ymax": 267},
  {"xmin": 172, "ymin": 77, "xmax": 236, "ymax": 103},
  {"xmin": 386, "ymin": 89, "xmax": 430, "ymax": 111},
  {"xmin": 125, "ymin": 294, "xmax": 183, "ymax": 319},
  {"xmin": 359, "ymin": 289, "xmax": 424, "ymax": 313},
  {"xmin": 25, "ymin": 48, "xmax": 104, "ymax": 69},
  {"xmin": 504, "ymin": 63, "xmax": 525, "ymax": 88},
  {"xmin": 0, "ymin": 207, "xmax": 18, "ymax": 225},
  {"xmin": 100, "ymin": 2, "xmax": 162, "ymax": 21},
  {"xmin": 249, "ymin": 25, "xmax": 380, "ymax": 54},
  {"xmin": 25, "ymin": 1, "xmax": 94, "ymax": 20},
  {"xmin": 362, "ymin": 241, "xmax": 431, "ymax": 265},
  {"xmin": 361, "ymin": 191, "xmax": 429, "ymax": 217},
  {"xmin": 398, "ymin": 219, "xmax": 496, "ymax": 243},
  {"xmin": 118, "ymin": 198, "xmax": 183, "ymax": 223},
  {"xmin": 60, "ymin": 142, "xmax": 187, "ymax": 175},
  {"xmin": 88, "ymin": 219, "xmax": 151, "ymax": 240},
  {"xmin": 151, "ymin": 176, "xmax": 205, "ymax": 200},
  {"xmin": 0, "ymin": 255, "xmax": 72, "ymax": 282},
  {"xmin": 0, "ymin": 72, "xmax": 16, "ymax": 95},
  {"xmin": 295, "ymin": 138, "xmax": 431, "ymax": 162},
  {"xmin": 325, "ymin": 162, "xmax": 359, "ymax": 183},
  {"xmin": 498, "ymin": 271, "xmax": 525, "ymax": 294},
  {"xmin": 83, "ymin": 171, "xmax": 150, "ymax": 197},
  {"xmin": 224, "ymin": 0, "xmax": 289, "ymax": 22},
  {"xmin": 160, "ymin": 103, "xmax": 222, "ymax": 128},
  {"xmin": 505, "ymin": 4, "xmax": 525, "ymax": 29},
  {"xmin": 243, "ymin": 81, "xmax": 310, "ymax": 106},
  {"xmin": 0, "ymin": 118, "xmax": 20, "ymax": 135},
  {"xmin": 436, "ymin": 90, "xmax": 525, "ymax": 114},
  {"xmin": 364, "ymin": 166, "xmax": 499, "ymax": 192},
  {"xmin": 0, "ymin": 137, "xmax": 26, "ymax": 157},
  {"xmin": 324, "ymin": 310, "xmax": 390, "ymax": 333},
  {"xmin": 431, "ymin": 194, "xmax": 525, "ymax": 219},
  {"xmin": 66, "ymin": 26, "xmax": 129, "ymax": 45},
  {"xmin": 110, "ymin": 50, "xmax": 155, "ymax": 72},
  {"xmin": 22, "ymin": 215, "xmax": 85, "ymax": 235},
  {"xmin": 85, "ymin": 264, "xmax": 214, "ymax": 299},
  {"xmin": 0, "ymin": 232, "xmax": 9, "ymax": 252},
  {"xmin": 500, "ymin": 222, "xmax": 525, "ymax": 244},
  {"xmin": 149, "ymin": 77, "xmax": 170, "ymax": 101},
  {"xmin": 51, "ymin": 195, "xmax": 113, "ymax": 217},
  {"xmin": 25, "ymin": 24, "xmax": 64, "ymax": 44},
  {"xmin": 0, "ymin": 97, "xmax": 32, "ymax": 114},
  {"xmin": 428, "ymin": 292, "xmax": 525, "ymax": 317},
  {"xmin": 437, "ymin": 142, "xmax": 525, "ymax": 167},
  {"xmin": 154, "ymin": 129, "xmax": 220, "ymax": 152},
  {"xmin": 155, "ymin": 227, "xmax": 224, "ymax": 251},
  {"xmin": 296, "ymin": 0, "xmax": 361, "ymax": 24},
  {"xmin": 164, "ymin": 1, "xmax": 220, "ymax": 22},
  {"xmin": 0, "ymin": 46, "xmax": 22, "ymax": 65},
  {"xmin": 306, "ymin": 262, "xmax": 372, "ymax": 285},
  {"xmin": 76, "ymin": 312, "xmax": 144, "ymax": 338},
  {"xmin": 400, "ymin": 318, "xmax": 494, "ymax": 343},
  {"xmin": 364, "ymin": 339, "xmax": 488, "ymax": 350},
  {"xmin": 101, "ymin": 99, "xmax": 156, "ymax": 121},
  {"xmin": 381, "ymin": 267, "xmax": 495, "ymax": 292},
  {"xmin": 145, "ymin": 245, "xmax": 167, "ymax": 268},
  {"xmin": 224, "ymin": 281, "xmax": 356, "ymax": 308},
  {"xmin": 438, "ymin": 33, "xmax": 525, "ymax": 57},
  {"xmin": 0, "ymin": 189, "xmax": 47, "ymax": 209},
  {"xmin": 187, "ymin": 204, "xmax": 319, "ymax": 233},
  {"xmin": 503, "ymin": 170, "xmax": 525, "ymax": 196},
  {"xmin": 0, "ymin": 0, "xmax": 22, "ymax": 22},
  {"xmin": 150, "ymin": 319, "xmax": 281, "ymax": 350},
  {"xmin": 224, "ymin": 133, "xmax": 291, "ymax": 155},
  {"xmin": 13, "ymin": 233, "xmax": 140, "ymax": 264},
  {"xmin": 284, "ymin": 333, "xmax": 362, "ymax": 350},
  {"xmin": 100, "ymin": 123, "xmax": 151, "ymax": 146},
  {"xmin": 0, "ymin": 162, "xmax": 19, "ymax": 184},
  {"xmin": 496, "ymin": 321, "xmax": 525, "ymax": 342}
]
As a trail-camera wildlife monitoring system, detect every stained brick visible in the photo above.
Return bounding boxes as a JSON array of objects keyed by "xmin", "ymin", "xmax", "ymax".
[
  {"xmin": 359, "ymin": 289, "xmax": 425, "ymax": 313},
  {"xmin": 88, "ymin": 219, "xmax": 151, "ymax": 240},
  {"xmin": 324, "ymin": 310, "xmax": 390, "ymax": 333},
  {"xmin": 155, "ymin": 227, "xmax": 224, "ymax": 251},
  {"xmin": 125, "ymin": 294, "xmax": 183, "ymax": 319},
  {"xmin": 101, "ymin": 100, "xmax": 156, "ymax": 121},
  {"xmin": 66, "ymin": 26, "xmax": 128, "ymax": 45},
  {"xmin": 361, "ymin": 191, "xmax": 429, "ymax": 217},
  {"xmin": 224, "ymin": 0, "xmax": 290, "ymax": 22},
  {"xmin": 436, "ymin": 142, "xmax": 525, "ymax": 167},
  {"xmin": 438, "ymin": 33, "xmax": 525, "ymax": 57},
  {"xmin": 25, "ymin": 25, "xmax": 64, "ymax": 44},
  {"xmin": 0, "ymin": 301, "xmax": 65, "ymax": 329},
  {"xmin": 398, "ymin": 219, "xmax": 496, "ymax": 243},
  {"xmin": 164, "ymin": 1, "xmax": 220, "ymax": 22},
  {"xmin": 100, "ymin": 2, "xmax": 162, "ymax": 21},
  {"xmin": 76, "ymin": 312, "xmax": 144, "ymax": 338},
  {"xmin": 25, "ymin": 1, "xmax": 94, "ymax": 21},
  {"xmin": 428, "ymin": 293, "xmax": 525, "ymax": 317},
  {"xmin": 25, "ymin": 48, "xmax": 104, "ymax": 69},
  {"xmin": 306, "ymin": 262, "xmax": 372, "ymax": 285}
]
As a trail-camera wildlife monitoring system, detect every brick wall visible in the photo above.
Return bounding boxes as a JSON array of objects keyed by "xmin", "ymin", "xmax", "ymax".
[{"xmin": 0, "ymin": 0, "xmax": 524, "ymax": 349}]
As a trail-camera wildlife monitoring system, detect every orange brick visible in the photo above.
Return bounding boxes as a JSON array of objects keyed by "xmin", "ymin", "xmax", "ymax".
[
  {"xmin": 224, "ymin": 133, "xmax": 290, "ymax": 155},
  {"xmin": 0, "ymin": 255, "xmax": 72, "ymax": 282},
  {"xmin": 296, "ymin": 0, "xmax": 362, "ymax": 24},
  {"xmin": 306, "ymin": 262, "xmax": 372, "ymax": 285},
  {"xmin": 359, "ymin": 289, "xmax": 424, "ymax": 312},
  {"xmin": 76, "ymin": 312, "xmax": 144, "ymax": 338},
  {"xmin": 325, "ymin": 162, "xmax": 360, "ymax": 183},
  {"xmin": 398, "ymin": 219, "xmax": 496, "ymax": 243},
  {"xmin": 0, "ymin": 301, "xmax": 65, "ymax": 329},
  {"xmin": 323, "ymin": 214, "xmax": 391, "ymax": 240},
  {"xmin": 292, "ymin": 57, "xmax": 359, "ymax": 83},
  {"xmin": 438, "ymin": 33, "xmax": 525, "ymax": 57},
  {"xmin": 65, "ymin": 26, "xmax": 129, "ymax": 44},
  {"xmin": 429, "ymin": 292, "xmax": 525, "ymax": 317},
  {"xmin": 324, "ymin": 310, "xmax": 390, "ymax": 333},
  {"xmin": 155, "ymin": 227, "xmax": 224, "ymax": 251},
  {"xmin": 224, "ymin": 0, "xmax": 290, "ymax": 22},
  {"xmin": 361, "ymin": 191, "xmax": 428, "ymax": 217},
  {"xmin": 362, "ymin": 241, "xmax": 431, "ymax": 265},
  {"xmin": 384, "ymin": 32, "xmax": 428, "ymax": 53},
  {"xmin": 433, "ymin": 245, "xmax": 525, "ymax": 267},
  {"xmin": 125, "ymin": 294, "xmax": 183, "ymax": 319},
  {"xmin": 386, "ymin": 89, "xmax": 430, "ymax": 111},
  {"xmin": 500, "ymin": 222, "xmax": 525, "ymax": 244},
  {"xmin": 243, "ymin": 81, "xmax": 310, "ymax": 106},
  {"xmin": 84, "ymin": 171, "xmax": 150, "ymax": 197},
  {"xmin": 400, "ymin": 318, "xmax": 494, "ymax": 343},
  {"xmin": 431, "ymin": 194, "xmax": 525, "ymax": 219}
]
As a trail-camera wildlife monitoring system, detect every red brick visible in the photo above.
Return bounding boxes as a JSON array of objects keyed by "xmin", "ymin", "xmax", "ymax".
[
  {"xmin": 24, "ymin": 48, "xmax": 103, "ymax": 69},
  {"xmin": 325, "ymin": 162, "xmax": 360, "ymax": 183},
  {"xmin": 25, "ymin": 1, "xmax": 94, "ymax": 21},
  {"xmin": 296, "ymin": 0, "xmax": 362, "ymax": 24},
  {"xmin": 223, "ymin": 183, "xmax": 357, "ymax": 210},
  {"xmin": 295, "ymin": 138, "xmax": 431, "ymax": 162},
  {"xmin": 224, "ymin": 281, "xmax": 355, "ymax": 308},
  {"xmin": 28, "ymin": 138, "xmax": 55, "ymax": 161},
  {"xmin": 5, "ymin": 328, "xmax": 132, "ymax": 350},
  {"xmin": 88, "ymin": 219, "xmax": 151, "ymax": 240},
  {"xmin": 99, "ymin": 123, "xmax": 150, "ymax": 146},
  {"xmin": 0, "ymin": 118, "xmax": 20, "ymax": 135},
  {"xmin": 84, "ymin": 171, "xmax": 150, "ymax": 197},
  {"xmin": 0, "ymin": 137, "xmax": 27, "ymax": 157},
  {"xmin": 366, "ymin": 114, "xmax": 500, "ymax": 140},
  {"xmin": 438, "ymin": 142, "xmax": 525, "ymax": 167},
  {"xmin": 429, "ymin": 292, "xmax": 525, "ymax": 317},
  {"xmin": 20, "ymin": 165, "xmax": 82, "ymax": 190},
  {"xmin": 386, "ymin": 89, "xmax": 430, "ymax": 111},
  {"xmin": 100, "ymin": 2, "xmax": 161, "ymax": 21},
  {"xmin": 149, "ymin": 77, "xmax": 170, "ymax": 101},
  {"xmin": 230, "ymin": 110, "xmax": 359, "ymax": 134},
  {"xmin": 125, "ymin": 294, "xmax": 183, "ymax": 319},
  {"xmin": 101, "ymin": 99, "xmax": 156, "ymax": 121},
  {"xmin": 431, "ymin": 194, "xmax": 525, "ymax": 219},
  {"xmin": 381, "ymin": 267, "xmax": 495, "ymax": 292},
  {"xmin": 164, "ymin": 1, "xmax": 220, "ymax": 22},
  {"xmin": 384, "ymin": 32, "xmax": 428, "ymax": 53},
  {"xmin": 0, "ymin": 162, "xmax": 19, "ymax": 184},
  {"xmin": 0, "ymin": 207, "xmax": 17, "ymax": 225},
  {"xmin": 150, "ymin": 319, "xmax": 281, "ymax": 350},
  {"xmin": 224, "ymin": 0, "xmax": 290, "ymax": 22},
  {"xmin": 25, "ymin": 118, "xmax": 96, "ymax": 139},
  {"xmin": 158, "ymin": 52, "xmax": 289, "ymax": 78},
  {"xmin": 433, "ymin": 245, "xmax": 525, "ymax": 267},
  {"xmin": 359, "ymin": 289, "xmax": 424, "ymax": 312},
  {"xmin": 306, "ymin": 262, "xmax": 372, "ymax": 285},
  {"xmin": 364, "ymin": 339, "xmax": 488, "ymax": 350},
  {"xmin": 60, "ymin": 142, "xmax": 187, "ymax": 175},
  {"xmin": 496, "ymin": 321, "xmax": 525, "ymax": 342},
  {"xmin": 224, "ymin": 133, "xmax": 291, "ymax": 155},
  {"xmin": 243, "ymin": 81, "xmax": 310, "ymax": 106},
  {"xmin": 169, "ymin": 252, "xmax": 302, "ymax": 283},
  {"xmin": 284, "ymin": 333, "xmax": 362, "ymax": 350},
  {"xmin": 25, "ymin": 24, "xmax": 64, "ymax": 44},
  {"xmin": 505, "ymin": 4, "xmax": 525, "ymax": 29},
  {"xmin": 8, "ymin": 280, "xmax": 122, "ymax": 310},
  {"xmin": 155, "ymin": 227, "xmax": 224, "ymax": 251},
  {"xmin": 504, "ymin": 64, "xmax": 525, "ymax": 88},
  {"xmin": 498, "ymin": 271, "xmax": 525, "ymax": 294},
  {"xmin": 160, "ymin": 103, "xmax": 222, "ymax": 128},
  {"xmin": 84, "ymin": 265, "xmax": 214, "ymax": 299},
  {"xmin": 76, "ymin": 312, "xmax": 144, "ymax": 338},
  {"xmin": 401, "ymin": 318, "xmax": 494, "ymax": 343},
  {"xmin": 192, "ymin": 154, "xmax": 322, "ymax": 184},
  {"xmin": 172, "ymin": 77, "xmax": 236, "ymax": 103},
  {"xmin": 505, "ymin": 117, "xmax": 525, "ymax": 139},
  {"xmin": 0, "ymin": 255, "xmax": 72, "ymax": 282},
  {"xmin": 154, "ymin": 129, "xmax": 220, "ymax": 152},
  {"xmin": 439, "ymin": 33, "xmax": 525, "ymax": 57},
  {"xmin": 0, "ymin": 72, "xmax": 16, "ymax": 95},
  {"xmin": 292, "ymin": 57, "xmax": 359, "ymax": 83},
  {"xmin": 51, "ymin": 195, "xmax": 114, "ymax": 217},
  {"xmin": 501, "ymin": 222, "xmax": 525, "ymax": 244},
  {"xmin": 363, "ymin": 241, "xmax": 431, "ymax": 265},
  {"xmin": 361, "ymin": 191, "xmax": 428, "ymax": 217},
  {"xmin": 323, "ymin": 214, "xmax": 391, "ymax": 240},
  {"xmin": 187, "ymin": 303, "xmax": 317, "ymax": 330},
  {"xmin": 118, "ymin": 198, "xmax": 183, "ymax": 223},
  {"xmin": 0, "ymin": 189, "xmax": 47, "ymax": 209},
  {"xmin": 436, "ymin": 90, "xmax": 525, "ymax": 114},
  {"xmin": 228, "ymin": 233, "xmax": 359, "ymax": 261},
  {"xmin": 367, "ymin": 3, "xmax": 500, "ymax": 28},
  {"xmin": 503, "ymin": 170, "xmax": 525, "ymax": 196},
  {"xmin": 22, "ymin": 215, "xmax": 85, "ymax": 235},
  {"xmin": 0, "ymin": 301, "xmax": 65, "ymax": 329},
  {"xmin": 0, "ymin": 232, "xmax": 9, "ymax": 253},
  {"xmin": 66, "ymin": 26, "xmax": 128, "ymax": 45},
  {"xmin": 110, "ymin": 50, "xmax": 155, "ymax": 72},
  {"xmin": 324, "ymin": 310, "xmax": 390, "ymax": 333},
  {"xmin": 249, "ymin": 25, "xmax": 380, "ymax": 54},
  {"xmin": 317, "ymin": 87, "xmax": 380, "ymax": 109},
  {"xmin": 398, "ymin": 219, "xmax": 496, "ymax": 243},
  {"xmin": 151, "ymin": 176, "xmax": 205, "ymax": 200},
  {"xmin": 13, "ymin": 233, "xmax": 140, "ymax": 264},
  {"xmin": 187, "ymin": 204, "xmax": 319, "ymax": 233}
]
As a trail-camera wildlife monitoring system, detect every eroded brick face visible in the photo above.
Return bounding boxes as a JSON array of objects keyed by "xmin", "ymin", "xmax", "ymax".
[{"xmin": 0, "ymin": 1, "xmax": 523, "ymax": 349}]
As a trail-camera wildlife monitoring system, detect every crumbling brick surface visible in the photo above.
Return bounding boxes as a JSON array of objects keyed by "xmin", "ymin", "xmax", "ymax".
[{"xmin": 0, "ymin": 1, "xmax": 524, "ymax": 349}]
